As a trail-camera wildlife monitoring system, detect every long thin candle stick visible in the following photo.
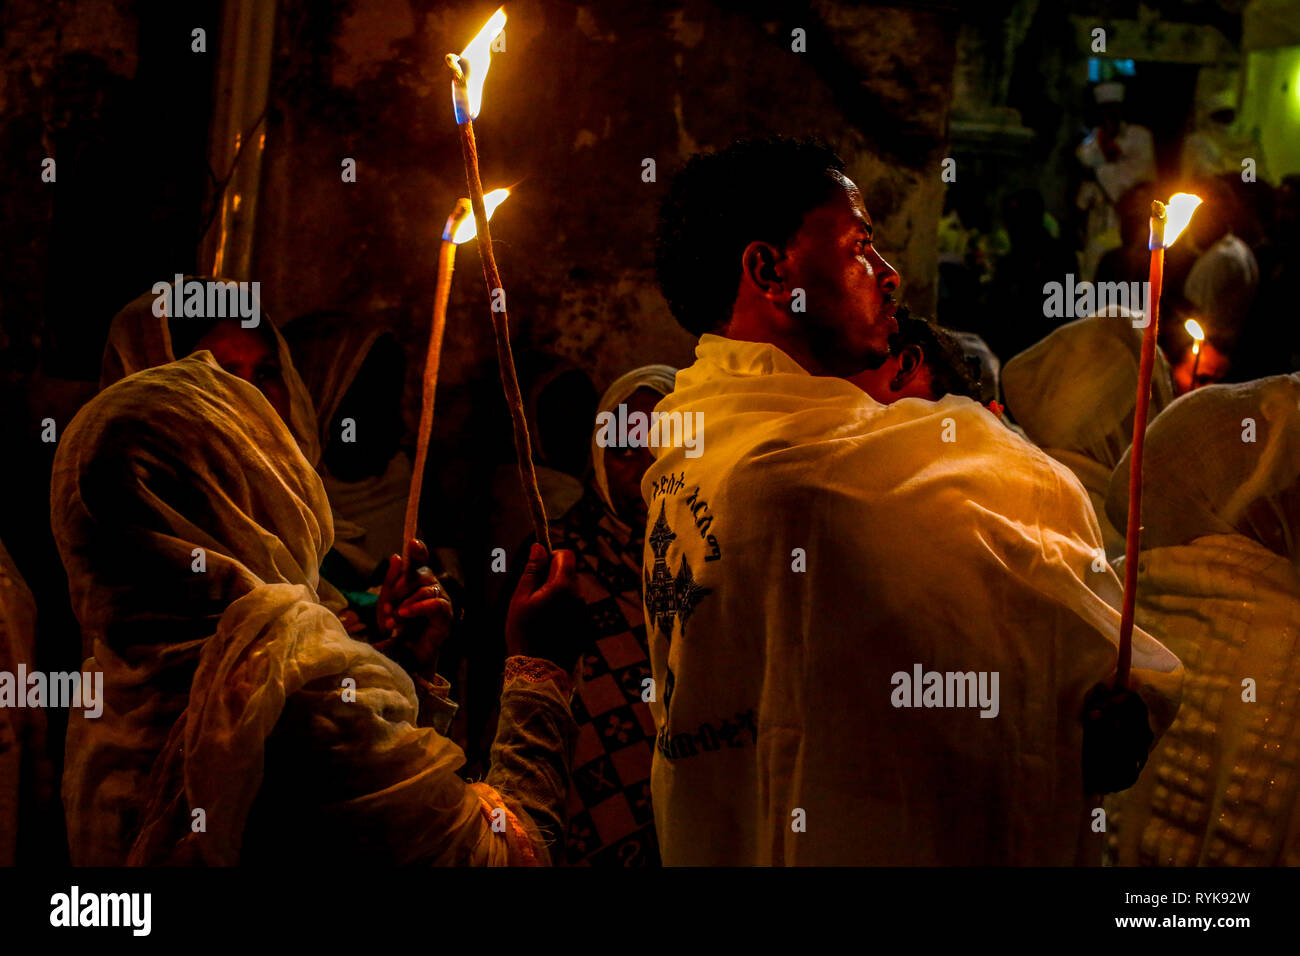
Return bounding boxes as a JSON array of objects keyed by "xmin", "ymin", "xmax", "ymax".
[
  {"xmin": 403, "ymin": 208, "xmax": 467, "ymax": 560},
  {"xmin": 1116, "ymin": 236, "xmax": 1164, "ymax": 688},
  {"xmin": 452, "ymin": 112, "xmax": 552, "ymax": 551}
]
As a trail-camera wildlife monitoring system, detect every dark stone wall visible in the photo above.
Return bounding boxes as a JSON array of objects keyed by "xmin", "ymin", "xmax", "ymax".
[
  {"xmin": 255, "ymin": 0, "xmax": 959, "ymax": 432},
  {"xmin": 1, "ymin": 0, "xmax": 217, "ymax": 384}
]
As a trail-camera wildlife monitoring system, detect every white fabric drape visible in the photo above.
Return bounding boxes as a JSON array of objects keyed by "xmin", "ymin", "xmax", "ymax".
[
  {"xmin": 591, "ymin": 364, "xmax": 677, "ymax": 518},
  {"xmin": 641, "ymin": 334, "xmax": 1182, "ymax": 865},
  {"xmin": 54, "ymin": 355, "xmax": 550, "ymax": 865},
  {"xmin": 100, "ymin": 279, "xmax": 321, "ymax": 467},
  {"xmin": 1003, "ymin": 311, "xmax": 1174, "ymax": 560},
  {"xmin": 1106, "ymin": 374, "xmax": 1300, "ymax": 865}
]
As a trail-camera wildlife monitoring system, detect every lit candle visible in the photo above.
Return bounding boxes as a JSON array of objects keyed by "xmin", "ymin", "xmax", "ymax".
[
  {"xmin": 403, "ymin": 190, "xmax": 510, "ymax": 558},
  {"xmin": 1116, "ymin": 192, "xmax": 1202, "ymax": 687},
  {"xmin": 445, "ymin": 7, "xmax": 552, "ymax": 551}
]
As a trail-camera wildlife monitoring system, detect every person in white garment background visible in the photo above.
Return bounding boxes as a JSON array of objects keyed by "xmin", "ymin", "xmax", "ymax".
[
  {"xmin": 1002, "ymin": 308, "xmax": 1176, "ymax": 562},
  {"xmin": 1179, "ymin": 89, "xmax": 1269, "ymax": 184},
  {"xmin": 1179, "ymin": 177, "xmax": 1260, "ymax": 354},
  {"xmin": 1075, "ymin": 81, "xmax": 1156, "ymax": 281},
  {"xmin": 1104, "ymin": 374, "xmax": 1300, "ymax": 866},
  {"xmin": 643, "ymin": 136, "xmax": 1182, "ymax": 866}
]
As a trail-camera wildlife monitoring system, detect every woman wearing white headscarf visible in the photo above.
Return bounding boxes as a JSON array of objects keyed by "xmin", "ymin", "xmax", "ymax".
[
  {"xmin": 1003, "ymin": 310, "xmax": 1174, "ymax": 560},
  {"xmin": 101, "ymin": 278, "xmax": 321, "ymax": 467},
  {"xmin": 592, "ymin": 365, "xmax": 678, "ymax": 527},
  {"xmin": 100, "ymin": 282, "xmax": 380, "ymax": 630},
  {"xmin": 1104, "ymin": 374, "xmax": 1300, "ymax": 866},
  {"xmin": 53, "ymin": 354, "xmax": 580, "ymax": 866}
]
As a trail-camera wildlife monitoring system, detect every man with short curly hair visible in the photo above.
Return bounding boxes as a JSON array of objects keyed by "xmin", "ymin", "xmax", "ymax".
[
  {"xmin": 656, "ymin": 137, "xmax": 899, "ymax": 377},
  {"xmin": 641, "ymin": 137, "xmax": 1181, "ymax": 866}
]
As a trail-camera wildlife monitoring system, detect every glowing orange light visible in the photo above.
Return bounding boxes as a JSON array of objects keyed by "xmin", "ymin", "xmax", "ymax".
[
  {"xmin": 1162, "ymin": 193, "xmax": 1202, "ymax": 248},
  {"xmin": 448, "ymin": 188, "xmax": 509, "ymax": 244},
  {"xmin": 452, "ymin": 7, "xmax": 506, "ymax": 122}
]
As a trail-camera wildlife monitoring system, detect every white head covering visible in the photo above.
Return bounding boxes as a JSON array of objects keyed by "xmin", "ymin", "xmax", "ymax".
[
  {"xmin": 1003, "ymin": 309, "xmax": 1175, "ymax": 473},
  {"xmin": 1002, "ymin": 310, "xmax": 1175, "ymax": 558},
  {"xmin": 1107, "ymin": 373, "xmax": 1300, "ymax": 561},
  {"xmin": 54, "ymin": 356, "xmax": 542, "ymax": 867},
  {"xmin": 591, "ymin": 364, "xmax": 677, "ymax": 518},
  {"xmin": 1104, "ymin": 373, "xmax": 1300, "ymax": 867},
  {"xmin": 53, "ymin": 354, "xmax": 333, "ymax": 863},
  {"xmin": 100, "ymin": 279, "xmax": 321, "ymax": 467}
]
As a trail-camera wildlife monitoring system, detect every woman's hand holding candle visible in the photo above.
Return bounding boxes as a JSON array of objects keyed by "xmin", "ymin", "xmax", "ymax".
[{"xmin": 375, "ymin": 538, "xmax": 455, "ymax": 681}]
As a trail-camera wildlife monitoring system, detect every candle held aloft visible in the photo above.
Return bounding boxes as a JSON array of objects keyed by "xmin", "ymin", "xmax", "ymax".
[
  {"xmin": 1116, "ymin": 194, "xmax": 1201, "ymax": 688},
  {"xmin": 1158, "ymin": 193, "xmax": 1203, "ymax": 249},
  {"xmin": 451, "ymin": 7, "xmax": 505, "ymax": 124},
  {"xmin": 449, "ymin": 188, "xmax": 509, "ymax": 244},
  {"xmin": 402, "ymin": 193, "xmax": 507, "ymax": 562},
  {"xmin": 445, "ymin": 6, "xmax": 553, "ymax": 551}
]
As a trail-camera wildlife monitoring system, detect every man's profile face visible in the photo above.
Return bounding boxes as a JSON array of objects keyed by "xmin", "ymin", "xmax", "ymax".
[{"xmin": 782, "ymin": 172, "xmax": 900, "ymax": 376}]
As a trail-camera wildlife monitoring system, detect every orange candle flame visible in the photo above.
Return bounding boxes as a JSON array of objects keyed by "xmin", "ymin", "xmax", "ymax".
[
  {"xmin": 1162, "ymin": 193, "xmax": 1202, "ymax": 248},
  {"xmin": 450, "ymin": 7, "xmax": 506, "ymax": 123},
  {"xmin": 446, "ymin": 187, "xmax": 509, "ymax": 244}
]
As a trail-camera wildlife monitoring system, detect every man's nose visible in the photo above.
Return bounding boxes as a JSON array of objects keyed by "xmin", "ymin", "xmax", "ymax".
[{"xmin": 874, "ymin": 251, "xmax": 900, "ymax": 294}]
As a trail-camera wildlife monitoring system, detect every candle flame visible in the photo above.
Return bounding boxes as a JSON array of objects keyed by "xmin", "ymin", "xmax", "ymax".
[
  {"xmin": 452, "ymin": 7, "xmax": 506, "ymax": 122},
  {"xmin": 448, "ymin": 188, "xmax": 509, "ymax": 244},
  {"xmin": 1162, "ymin": 193, "xmax": 1202, "ymax": 248},
  {"xmin": 1184, "ymin": 318, "xmax": 1205, "ymax": 342}
]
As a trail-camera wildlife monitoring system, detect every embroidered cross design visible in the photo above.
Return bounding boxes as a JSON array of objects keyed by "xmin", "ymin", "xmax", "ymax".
[{"xmin": 643, "ymin": 501, "xmax": 711, "ymax": 639}]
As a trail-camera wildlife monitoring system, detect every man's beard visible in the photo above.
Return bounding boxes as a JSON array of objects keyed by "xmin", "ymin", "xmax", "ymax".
[
  {"xmin": 810, "ymin": 330, "xmax": 891, "ymax": 378},
  {"xmin": 806, "ymin": 309, "xmax": 898, "ymax": 378}
]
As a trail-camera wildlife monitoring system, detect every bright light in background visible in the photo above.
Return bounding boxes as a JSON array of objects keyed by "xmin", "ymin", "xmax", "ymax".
[
  {"xmin": 1162, "ymin": 193, "xmax": 1203, "ymax": 248},
  {"xmin": 449, "ymin": 188, "xmax": 509, "ymax": 244},
  {"xmin": 1184, "ymin": 318, "xmax": 1205, "ymax": 354},
  {"xmin": 455, "ymin": 7, "xmax": 506, "ymax": 122}
]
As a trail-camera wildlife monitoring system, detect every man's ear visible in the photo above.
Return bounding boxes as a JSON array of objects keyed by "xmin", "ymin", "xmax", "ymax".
[
  {"xmin": 740, "ymin": 240, "xmax": 788, "ymax": 302},
  {"xmin": 890, "ymin": 345, "xmax": 924, "ymax": 391}
]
